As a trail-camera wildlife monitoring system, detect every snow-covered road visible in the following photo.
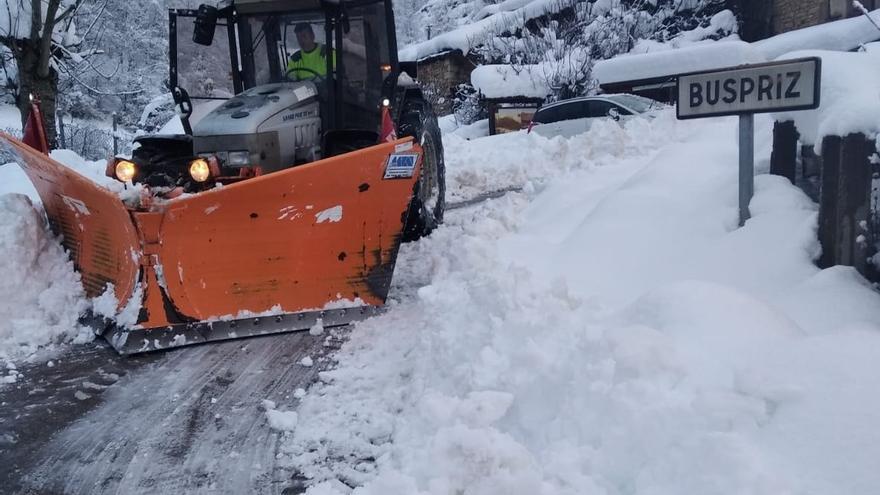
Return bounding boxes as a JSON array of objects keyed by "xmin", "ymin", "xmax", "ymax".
[
  {"xmin": 3, "ymin": 110, "xmax": 880, "ymax": 494},
  {"xmin": 1, "ymin": 326, "xmax": 354, "ymax": 494}
]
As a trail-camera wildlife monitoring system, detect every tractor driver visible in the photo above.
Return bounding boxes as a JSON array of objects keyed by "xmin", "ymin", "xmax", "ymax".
[{"xmin": 287, "ymin": 23, "xmax": 335, "ymax": 81}]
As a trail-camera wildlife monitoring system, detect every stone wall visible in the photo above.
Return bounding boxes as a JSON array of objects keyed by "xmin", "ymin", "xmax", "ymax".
[
  {"xmin": 771, "ymin": 0, "xmax": 826, "ymax": 34},
  {"xmin": 415, "ymin": 51, "xmax": 477, "ymax": 116},
  {"xmin": 769, "ymin": 0, "xmax": 879, "ymax": 35}
]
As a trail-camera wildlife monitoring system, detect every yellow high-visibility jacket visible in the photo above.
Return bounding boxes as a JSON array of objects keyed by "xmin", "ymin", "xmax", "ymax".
[{"xmin": 287, "ymin": 44, "xmax": 335, "ymax": 80}]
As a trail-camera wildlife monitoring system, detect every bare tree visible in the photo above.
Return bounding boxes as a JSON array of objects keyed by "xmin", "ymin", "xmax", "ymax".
[{"xmin": 0, "ymin": 0, "xmax": 86, "ymax": 147}]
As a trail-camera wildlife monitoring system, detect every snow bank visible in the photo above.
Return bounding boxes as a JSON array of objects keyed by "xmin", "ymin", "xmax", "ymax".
[
  {"xmin": 0, "ymin": 146, "xmax": 136, "ymax": 364},
  {"xmin": 441, "ymin": 113, "xmax": 663, "ymax": 203},
  {"xmin": 278, "ymin": 112, "xmax": 880, "ymax": 494},
  {"xmin": 754, "ymin": 9, "xmax": 880, "ymax": 60},
  {"xmin": 0, "ymin": 194, "xmax": 90, "ymax": 365},
  {"xmin": 774, "ymin": 49, "xmax": 880, "ymax": 146},
  {"xmin": 594, "ymin": 9, "xmax": 880, "ymax": 87},
  {"xmin": 593, "ymin": 40, "xmax": 766, "ymax": 85},
  {"xmin": 470, "ymin": 65, "xmax": 550, "ymax": 99}
]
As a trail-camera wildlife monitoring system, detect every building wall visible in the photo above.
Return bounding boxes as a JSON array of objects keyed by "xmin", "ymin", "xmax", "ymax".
[
  {"xmin": 735, "ymin": 0, "xmax": 880, "ymax": 40},
  {"xmin": 770, "ymin": 0, "xmax": 878, "ymax": 35}
]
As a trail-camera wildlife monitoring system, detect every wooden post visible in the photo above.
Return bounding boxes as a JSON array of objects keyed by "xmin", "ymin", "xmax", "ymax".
[
  {"xmin": 818, "ymin": 133, "xmax": 874, "ymax": 276},
  {"xmin": 739, "ymin": 114, "xmax": 755, "ymax": 226},
  {"xmin": 112, "ymin": 112, "xmax": 119, "ymax": 156},
  {"xmin": 57, "ymin": 113, "xmax": 66, "ymax": 150},
  {"xmin": 818, "ymin": 136, "xmax": 840, "ymax": 269},
  {"xmin": 770, "ymin": 120, "xmax": 798, "ymax": 183},
  {"xmin": 487, "ymin": 101, "xmax": 497, "ymax": 136}
]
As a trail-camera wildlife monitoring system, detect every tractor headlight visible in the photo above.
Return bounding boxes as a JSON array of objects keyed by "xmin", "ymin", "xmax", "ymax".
[
  {"xmin": 227, "ymin": 151, "xmax": 250, "ymax": 167},
  {"xmin": 189, "ymin": 158, "xmax": 211, "ymax": 183},
  {"xmin": 115, "ymin": 160, "xmax": 137, "ymax": 182}
]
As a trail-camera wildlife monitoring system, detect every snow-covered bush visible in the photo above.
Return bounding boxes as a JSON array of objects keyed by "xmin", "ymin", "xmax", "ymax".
[
  {"xmin": 452, "ymin": 83, "xmax": 485, "ymax": 125},
  {"xmin": 471, "ymin": 0, "xmax": 732, "ymax": 100}
]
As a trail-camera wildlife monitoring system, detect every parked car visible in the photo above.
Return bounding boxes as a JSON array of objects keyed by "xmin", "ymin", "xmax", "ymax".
[{"xmin": 528, "ymin": 94, "xmax": 663, "ymax": 138}]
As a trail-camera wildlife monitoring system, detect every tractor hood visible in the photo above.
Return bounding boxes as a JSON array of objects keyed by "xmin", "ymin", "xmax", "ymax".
[{"xmin": 192, "ymin": 82, "xmax": 319, "ymax": 137}]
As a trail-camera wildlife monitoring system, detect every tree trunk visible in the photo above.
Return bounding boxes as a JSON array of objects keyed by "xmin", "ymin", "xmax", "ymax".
[{"xmin": 13, "ymin": 40, "xmax": 59, "ymax": 149}]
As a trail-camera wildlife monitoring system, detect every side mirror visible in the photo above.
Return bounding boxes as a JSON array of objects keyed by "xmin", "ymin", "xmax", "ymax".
[
  {"xmin": 193, "ymin": 4, "xmax": 219, "ymax": 46},
  {"xmin": 608, "ymin": 107, "xmax": 620, "ymax": 121}
]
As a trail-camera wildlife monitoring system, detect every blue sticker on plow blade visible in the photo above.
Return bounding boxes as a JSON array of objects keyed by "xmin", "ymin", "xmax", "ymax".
[{"xmin": 384, "ymin": 153, "xmax": 419, "ymax": 179}]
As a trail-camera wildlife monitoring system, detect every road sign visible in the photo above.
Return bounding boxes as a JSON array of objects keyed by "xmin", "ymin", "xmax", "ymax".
[
  {"xmin": 675, "ymin": 58, "xmax": 822, "ymax": 226},
  {"xmin": 677, "ymin": 58, "xmax": 821, "ymax": 120}
]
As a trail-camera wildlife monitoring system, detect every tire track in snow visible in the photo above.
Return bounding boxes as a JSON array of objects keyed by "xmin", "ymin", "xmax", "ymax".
[{"xmin": 11, "ymin": 329, "xmax": 348, "ymax": 494}]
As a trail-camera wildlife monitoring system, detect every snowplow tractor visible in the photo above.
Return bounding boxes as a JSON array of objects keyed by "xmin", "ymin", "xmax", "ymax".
[{"xmin": 0, "ymin": 0, "xmax": 445, "ymax": 354}]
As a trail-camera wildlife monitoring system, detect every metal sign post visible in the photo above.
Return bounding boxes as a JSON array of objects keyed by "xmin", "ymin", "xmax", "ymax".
[
  {"xmin": 739, "ymin": 114, "xmax": 754, "ymax": 225},
  {"xmin": 676, "ymin": 57, "xmax": 821, "ymax": 226}
]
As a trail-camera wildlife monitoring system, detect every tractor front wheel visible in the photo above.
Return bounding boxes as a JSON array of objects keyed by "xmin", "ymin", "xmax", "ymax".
[{"xmin": 399, "ymin": 98, "xmax": 446, "ymax": 242}]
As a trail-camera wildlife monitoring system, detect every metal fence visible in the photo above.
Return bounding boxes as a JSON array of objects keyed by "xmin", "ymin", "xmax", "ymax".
[
  {"xmin": 58, "ymin": 114, "xmax": 134, "ymax": 160},
  {"xmin": 3, "ymin": 115, "xmax": 133, "ymax": 161}
]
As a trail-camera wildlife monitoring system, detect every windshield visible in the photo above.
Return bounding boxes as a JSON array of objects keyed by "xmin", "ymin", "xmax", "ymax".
[
  {"xmin": 242, "ymin": 6, "xmax": 391, "ymax": 89},
  {"xmin": 241, "ymin": 13, "xmax": 327, "ymax": 88},
  {"xmin": 606, "ymin": 94, "xmax": 660, "ymax": 113},
  {"xmin": 239, "ymin": 2, "xmax": 393, "ymax": 130}
]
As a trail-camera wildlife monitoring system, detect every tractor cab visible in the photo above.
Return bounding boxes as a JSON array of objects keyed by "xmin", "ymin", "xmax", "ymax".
[{"xmin": 165, "ymin": 0, "xmax": 400, "ymax": 179}]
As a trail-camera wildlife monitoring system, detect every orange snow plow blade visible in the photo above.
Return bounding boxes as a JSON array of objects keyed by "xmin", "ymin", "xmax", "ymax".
[
  {"xmin": 0, "ymin": 132, "xmax": 422, "ymax": 354},
  {"xmin": 0, "ymin": 133, "xmax": 140, "ymax": 310}
]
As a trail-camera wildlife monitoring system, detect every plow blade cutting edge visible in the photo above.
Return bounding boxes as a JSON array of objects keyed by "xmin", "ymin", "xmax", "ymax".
[
  {"xmin": 0, "ymin": 133, "xmax": 422, "ymax": 354},
  {"xmin": 87, "ymin": 306, "xmax": 386, "ymax": 355}
]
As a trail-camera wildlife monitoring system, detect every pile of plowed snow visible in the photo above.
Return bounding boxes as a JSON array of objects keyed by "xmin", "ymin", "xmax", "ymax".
[
  {"xmin": 0, "ymin": 194, "xmax": 90, "ymax": 368},
  {"xmin": 278, "ymin": 111, "xmax": 880, "ymax": 495},
  {"xmin": 0, "ymin": 149, "xmax": 114, "ymax": 367}
]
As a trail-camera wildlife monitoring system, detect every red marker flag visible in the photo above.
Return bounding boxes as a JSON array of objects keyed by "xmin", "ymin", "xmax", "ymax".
[
  {"xmin": 379, "ymin": 105, "xmax": 397, "ymax": 143},
  {"xmin": 22, "ymin": 97, "xmax": 49, "ymax": 154}
]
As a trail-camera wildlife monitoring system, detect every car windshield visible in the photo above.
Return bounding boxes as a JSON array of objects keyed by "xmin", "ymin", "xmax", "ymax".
[{"xmin": 606, "ymin": 94, "xmax": 659, "ymax": 114}]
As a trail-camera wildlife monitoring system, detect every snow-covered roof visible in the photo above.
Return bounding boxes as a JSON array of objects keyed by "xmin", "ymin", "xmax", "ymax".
[
  {"xmin": 398, "ymin": 0, "xmax": 563, "ymax": 62},
  {"xmin": 774, "ymin": 49, "xmax": 880, "ymax": 146},
  {"xmin": 470, "ymin": 65, "xmax": 550, "ymax": 99},
  {"xmin": 593, "ymin": 41, "xmax": 767, "ymax": 86},
  {"xmin": 754, "ymin": 9, "xmax": 880, "ymax": 59}
]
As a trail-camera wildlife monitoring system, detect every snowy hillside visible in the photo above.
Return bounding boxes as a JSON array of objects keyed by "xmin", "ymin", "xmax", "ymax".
[{"xmin": 276, "ymin": 113, "xmax": 880, "ymax": 494}]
